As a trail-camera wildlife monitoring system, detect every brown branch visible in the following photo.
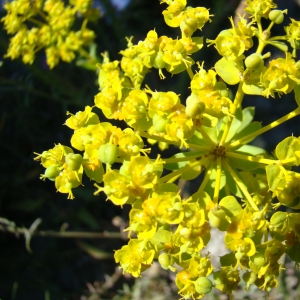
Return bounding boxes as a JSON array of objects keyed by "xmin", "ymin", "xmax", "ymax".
[{"xmin": 0, "ymin": 217, "xmax": 126, "ymax": 253}]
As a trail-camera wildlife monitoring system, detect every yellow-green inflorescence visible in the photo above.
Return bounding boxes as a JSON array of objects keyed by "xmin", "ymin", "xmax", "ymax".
[
  {"xmin": 18, "ymin": 0, "xmax": 300, "ymax": 298},
  {"xmin": 2, "ymin": 0, "xmax": 100, "ymax": 68}
]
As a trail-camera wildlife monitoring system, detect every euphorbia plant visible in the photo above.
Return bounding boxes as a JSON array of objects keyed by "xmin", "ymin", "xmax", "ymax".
[{"xmin": 3, "ymin": 0, "xmax": 300, "ymax": 298}]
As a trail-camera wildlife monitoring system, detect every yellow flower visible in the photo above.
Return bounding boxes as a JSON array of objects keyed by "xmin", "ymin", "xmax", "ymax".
[{"xmin": 114, "ymin": 239, "xmax": 155, "ymax": 277}]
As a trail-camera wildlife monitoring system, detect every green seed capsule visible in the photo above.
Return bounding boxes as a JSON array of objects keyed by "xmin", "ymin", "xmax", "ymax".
[
  {"xmin": 153, "ymin": 52, "xmax": 166, "ymax": 70},
  {"xmin": 243, "ymin": 271, "xmax": 257, "ymax": 284},
  {"xmin": 194, "ymin": 277, "xmax": 213, "ymax": 294},
  {"xmin": 185, "ymin": 94, "xmax": 206, "ymax": 118},
  {"xmin": 277, "ymin": 176, "xmax": 300, "ymax": 209},
  {"xmin": 98, "ymin": 143, "xmax": 118, "ymax": 165},
  {"xmin": 44, "ymin": 165, "xmax": 61, "ymax": 180},
  {"xmin": 65, "ymin": 153, "xmax": 83, "ymax": 171},
  {"xmin": 269, "ymin": 10, "xmax": 284, "ymax": 24},
  {"xmin": 245, "ymin": 53, "xmax": 263, "ymax": 69},
  {"xmin": 251, "ymin": 252, "xmax": 266, "ymax": 267},
  {"xmin": 158, "ymin": 253, "xmax": 170, "ymax": 270},
  {"xmin": 152, "ymin": 114, "xmax": 169, "ymax": 132}
]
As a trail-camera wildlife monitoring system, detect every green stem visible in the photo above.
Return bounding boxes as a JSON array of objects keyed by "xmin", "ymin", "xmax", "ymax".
[
  {"xmin": 36, "ymin": 9, "xmax": 48, "ymax": 20},
  {"xmin": 256, "ymin": 41, "xmax": 266, "ymax": 54},
  {"xmin": 77, "ymin": 47, "xmax": 94, "ymax": 60},
  {"xmin": 228, "ymin": 107, "xmax": 300, "ymax": 149},
  {"xmin": 186, "ymin": 67, "xmax": 194, "ymax": 80},
  {"xmin": 280, "ymin": 157, "xmax": 297, "ymax": 165},
  {"xmin": 158, "ymin": 160, "xmax": 202, "ymax": 184},
  {"xmin": 220, "ymin": 82, "xmax": 244, "ymax": 146},
  {"xmin": 197, "ymin": 163, "xmax": 213, "ymax": 193},
  {"xmin": 138, "ymin": 131, "xmax": 181, "ymax": 147},
  {"xmin": 213, "ymin": 156, "xmax": 222, "ymax": 203},
  {"xmin": 138, "ymin": 131, "xmax": 212, "ymax": 151},
  {"xmin": 166, "ymin": 173, "xmax": 182, "ymax": 183},
  {"xmin": 226, "ymin": 151, "xmax": 278, "ymax": 165},
  {"xmin": 266, "ymin": 21, "xmax": 275, "ymax": 34},
  {"xmin": 81, "ymin": 18, "xmax": 89, "ymax": 31},
  {"xmin": 28, "ymin": 17, "xmax": 46, "ymax": 27},
  {"xmin": 256, "ymin": 17, "xmax": 267, "ymax": 54},
  {"xmin": 268, "ymin": 36, "xmax": 288, "ymax": 41},
  {"xmin": 223, "ymin": 159, "xmax": 259, "ymax": 211}
]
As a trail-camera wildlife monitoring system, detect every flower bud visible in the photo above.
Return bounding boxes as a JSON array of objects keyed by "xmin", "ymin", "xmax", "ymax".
[
  {"xmin": 194, "ymin": 277, "xmax": 213, "ymax": 294},
  {"xmin": 269, "ymin": 10, "xmax": 284, "ymax": 24}
]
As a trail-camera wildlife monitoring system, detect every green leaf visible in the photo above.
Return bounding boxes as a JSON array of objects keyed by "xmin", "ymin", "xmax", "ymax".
[
  {"xmin": 269, "ymin": 211, "xmax": 289, "ymax": 234},
  {"xmin": 154, "ymin": 183, "xmax": 178, "ymax": 193},
  {"xmin": 223, "ymin": 165, "xmax": 244, "ymax": 197},
  {"xmin": 275, "ymin": 136, "xmax": 300, "ymax": 166},
  {"xmin": 242, "ymin": 68, "xmax": 265, "ymax": 95},
  {"xmin": 219, "ymin": 196, "xmax": 243, "ymax": 218},
  {"xmin": 232, "ymin": 122, "xmax": 262, "ymax": 144},
  {"xmin": 187, "ymin": 130, "xmax": 208, "ymax": 146},
  {"xmin": 150, "ymin": 229, "xmax": 172, "ymax": 245},
  {"xmin": 220, "ymin": 252, "xmax": 237, "ymax": 267},
  {"xmin": 287, "ymin": 245, "xmax": 300, "ymax": 263},
  {"xmin": 215, "ymin": 57, "xmax": 241, "ymax": 85},
  {"xmin": 192, "ymin": 191, "xmax": 214, "ymax": 219},
  {"xmin": 267, "ymin": 41, "xmax": 288, "ymax": 52},
  {"xmin": 237, "ymin": 107, "xmax": 255, "ymax": 132},
  {"xmin": 181, "ymin": 161, "xmax": 202, "ymax": 180},
  {"xmin": 266, "ymin": 164, "xmax": 285, "ymax": 191},
  {"xmin": 239, "ymin": 171, "xmax": 261, "ymax": 194},
  {"xmin": 188, "ymin": 37, "xmax": 204, "ymax": 54},
  {"xmin": 226, "ymin": 158, "xmax": 258, "ymax": 173},
  {"xmin": 201, "ymin": 126, "xmax": 218, "ymax": 143},
  {"xmin": 224, "ymin": 116, "xmax": 242, "ymax": 143},
  {"xmin": 84, "ymin": 164, "xmax": 104, "ymax": 183},
  {"xmin": 164, "ymin": 151, "xmax": 203, "ymax": 170},
  {"xmin": 77, "ymin": 241, "xmax": 113, "ymax": 259},
  {"xmin": 202, "ymin": 113, "xmax": 218, "ymax": 127},
  {"xmin": 235, "ymin": 144, "xmax": 265, "ymax": 156},
  {"xmin": 234, "ymin": 107, "xmax": 244, "ymax": 122},
  {"xmin": 294, "ymin": 84, "xmax": 300, "ymax": 107}
]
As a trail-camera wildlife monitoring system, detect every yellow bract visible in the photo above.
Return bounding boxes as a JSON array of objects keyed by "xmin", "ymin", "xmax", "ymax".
[{"xmin": 2, "ymin": 0, "xmax": 99, "ymax": 67}]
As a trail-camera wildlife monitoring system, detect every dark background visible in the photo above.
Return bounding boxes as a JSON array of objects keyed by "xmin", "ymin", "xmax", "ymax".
[{"xmin": 1, "ymin": 0, "xmax": 300, "ymax": 299}]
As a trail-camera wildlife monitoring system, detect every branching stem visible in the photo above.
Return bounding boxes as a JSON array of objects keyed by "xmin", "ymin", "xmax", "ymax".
[
  {"xmin": 220, "ymin": 82, "xmax": 244, "ymax": 146},
  {"xmin": 226, "ymin": 151, "xmax": 277, "ymax": 165},
  {"xmin": 223, "ymin": 159, "xmax": 259, "ymax": 211},
  {"xmin": 158, "ymin": 160, "xmax": 202, "ymax": 184},
  {"xmin": 228, "ymin": 107, "xmax": 300, "ymax": 149},
  {"xmin": 213, "ymin": 156, "xmax": 222, "ymax": 203}
]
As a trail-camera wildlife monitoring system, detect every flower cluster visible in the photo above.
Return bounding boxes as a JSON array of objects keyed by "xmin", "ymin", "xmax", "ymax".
[
  {"xmin": 28, "ymin": 0, "xmax": 300, "ymax": 298},
  {"xmin": 2, "ymin": 0, "xmax": 100, "ymax": 68}
]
